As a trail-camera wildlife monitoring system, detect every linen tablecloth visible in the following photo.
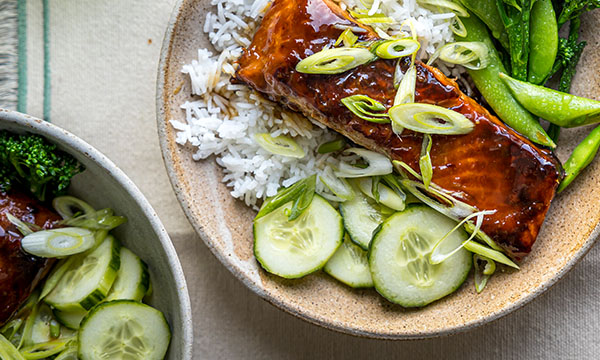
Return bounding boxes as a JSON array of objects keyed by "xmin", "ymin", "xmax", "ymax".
[{"xmin": 3, "ymin": 0, "xmax": 599, "ymax": 358}]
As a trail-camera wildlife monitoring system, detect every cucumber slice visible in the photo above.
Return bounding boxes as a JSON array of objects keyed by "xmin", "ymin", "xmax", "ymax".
[
  {"xmin": 78, "ymin": 300, "xmax": 171, "ymax": 360},
  {"xmin": 106, "ymin": 247, "xmax": 150, "ymax": 302},
  {"xmin": 339, "ymin": 189, "xmax": 389, "ymax": 250},
  {"xmin": 53, "ymin": 309, "xmax": 87, "ymax": 330},
  {"xmin": 324, "ymin": 234, "xmax": 373, "ymax": 288},
  {"xmin": 369, "ymin": 205, "xmax": 472, "ymax": 307},
  {"xmin": 253, "ymin": 194, "xmax": 343, "ymax": 279},
  {"xmin": 45, "ymin": 236, "xmax": 121, "ymax": 312}
]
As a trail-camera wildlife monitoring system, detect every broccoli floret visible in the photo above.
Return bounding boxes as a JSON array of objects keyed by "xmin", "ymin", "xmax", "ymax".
[
  {"xmin": 0, "ymin": 130, "xmax": 84, "ymax": 201},
  {"xmin": 558, "ymin": 0, "xmax": 600, "ymax": 27}
]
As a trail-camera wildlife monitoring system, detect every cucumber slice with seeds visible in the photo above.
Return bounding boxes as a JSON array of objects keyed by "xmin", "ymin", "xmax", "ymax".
[
  {"xmin": 78, "ymin": 300, "xmax": 170, "ymax": 360},
  {"xmin": 45, "ymin": 236, "xmax": 121, "ymax": 312},
  {"xmin": 253, "ymin": 195, "xmax": 343, "ymax": 279},
  {"xmin": 106, "ymin": 247, "xmax": 150, "ymax": 302},
  {"xmin": 369, "ymin": 205, "xmax": 472, "ymax": 307},
  {"xmin": 324, "ymin": 234, "xmax": 373, "ymax": 288},
  {"xmin": 339, "ymin": 189, "xmax": 389, "ymax": 250}
]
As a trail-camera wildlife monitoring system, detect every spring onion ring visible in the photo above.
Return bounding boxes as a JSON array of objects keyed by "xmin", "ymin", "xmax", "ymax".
[
  {"xmin": 341, "ymin": 95, "xmax": 390, "ymax": 123},
  {"xmin": 349, "ymin": 10, "xmax": 395, "ymax": 25},
  {"xmin": 5, "ymin": 213, "xmax": 37, "ymax": 236},
  {"xmin": 417, "ymin": 0, "xmax": 469, "ymax": 17},
  {"xmin": 319, "ymin": 166, "xmax": 354, "ymax": 201},
  {"xmin": 375, "ymin": 39, "xmax": 420, "ymax": 59},
  {"xmin": 389, "ymin": 103, "xmax": 474, "ymax": 135},
  {"xmin": 451, "ymin": 16, "xmax": 467, "ymax": 37},
  {"xmin": 52, "ymin": 196, "xmax": 96, "ymax": 220},
  {"xmin": 419, "ymin": 134, "xmax": 433, "ymax": 189},
  {"xmin": 256, "ymin": 175, "xmax": 316, "ymax": 221},
  {"xmin": 335, "ymin": 148, "xmax": 393, "ymax": 178},
  {"xmin": 61, "ymin": 208, "xmax": 127, "ymax": 231},
  {"xmin": 355, "ymin": 177, "xmax": 405, "ymax": 211},
  {"xmin": 254, "ymin": 133, "xmax": 305, "ymax": 158},
  {"xmin": 21, "ymin": 227, "xmax": 95, "ymax": 258},
  {"xmin": 439, "ymin": 41, "xmax": 489, "ymax": 70},
  {"xmin": 473, "ymin": 254, "xmax": 496, "ymax": 293},
  {"xmin": 295, "ymin": 47, "xmax": 376, "ymax": 75}
]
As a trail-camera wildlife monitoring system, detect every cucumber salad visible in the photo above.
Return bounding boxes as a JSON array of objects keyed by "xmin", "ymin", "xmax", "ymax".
[
  {"xmin": 253, "ymin": 148, "xmax": 519, "ymax": 307},
  {"xmin": 0, "ymin": 196, "xmax": 171, "ymax": 360}
]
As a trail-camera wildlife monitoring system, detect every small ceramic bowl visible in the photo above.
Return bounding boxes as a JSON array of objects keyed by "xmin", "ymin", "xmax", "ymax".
[
  {"xmin": 157, "ymin": 0, "xmax": 600, "ymax": 339},
  {"xmin": 0, "ymin": 110, "xmax": 193, "ymax": 359}
]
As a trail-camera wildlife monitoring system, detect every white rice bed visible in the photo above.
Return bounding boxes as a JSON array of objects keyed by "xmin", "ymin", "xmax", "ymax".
[{"xmin": 170, "ymin": 0, "xmax": 458, "ymax": 208}]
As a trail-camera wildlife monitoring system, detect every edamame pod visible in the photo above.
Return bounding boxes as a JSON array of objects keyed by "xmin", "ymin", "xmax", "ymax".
[
  {"xmin": 458, "ymin": 0, "xmax": 509, "ymax": 49},
  {"xmin": 458, "ymin": 14, "xmax": 555, "ymax": 148},
  {"xmin": 528, "ymin": 0, "xmax": 558, "ymax": 84},
  {"xmin": 500, "ymin": 73, "xmax": 600, "ymax": 128},
  {"xmin": 558, "ymin": 125, "xmax": 600, "ymax": 192}
]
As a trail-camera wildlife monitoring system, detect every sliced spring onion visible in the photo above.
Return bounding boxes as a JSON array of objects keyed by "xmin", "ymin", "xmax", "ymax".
[
  {"xmin": 341, "ymin": 95, "xmax": 390, "ymax": 123},
  {"xmin": 335, "ymin": 148, "xmax": 393, "ymax": 178},
  {"xmin": 430, "ymin": 210, "xmax": 495, "ymax": 264},
  {"xmin": 317, "ymin": 138, "xmax": 346, "ymax": 154},
  {"xmin": 60, "ymin": 208, "xmax": 126, "ymax": 231},
  {"xmin": 464, "ymin": 222, "xmax": 504, "ymax": 252},
  {"xmin": 52, "ymin": 196, "xmax": 95, "ymax": 220},
  {"xmin": 287, "ymin": 177, "xmax": 316, "ymax": 221},
  {"xmin": 439, "ymin": 42, "xmax": 489, "ymax": 70},
  {"xmin": 380, "ymin": 174, "xmax": 407, "ymax": 201},
  {"xmin": 319, "ymin": 166, "xmax": 354, "ymax": 201},
  {"xmin": 0, "ymin": 334, "xmax": 24, "ymax": 360},
  {"xmin": 5, "ymin": 213, "xmax": 37, "ymax": 236},
  {"xmin": 419, "ymin": 134, "xmax": 433, "ymax": 189},
  {"xmin": 19, "ymin": 339, "xmax": 70, "ymax": 360},
  {"xmin": 256, "ymin": 175, "xmax": 316, "ymax": 220},
  {"xmin": 463, "ymin": 240, "xmax": 519, "ymax": 269},
  {"xmin": 254, "ymin": 133, "xmax": 305, "ymax": 158},
  {"xmin": 451, "ymin": 16, "xmax": 467, "ymax": 37},
  {"xmin": 21, "ymin": 228, "xmax": 95, "ymax": 258},
  {"xmin": 375, "ymin": 39, "xmax": 420, "ymax": 59},
  {"xmin": 334, "ymin": 28, "xmax": 358, "ymax": 47},
  {"xmin": 355, "ymin": 177, "xmax": 405, "ymax": 211},
  {"xmin": 395, "ymin": 161, "xmax": 478, "ymax": 220},
  {"xmin": 349, "ymin": 10, "xmax": 394, "ymax": 25},
  {"xmin": 0, "ymin": 319, "xmax": 23, "ymax": 344},
  {"xmin": 393, "ymin": 64, "xmax": 416, "ymax": 107},
  {"xmin": 474, "ymin": 254, "xmax": 496, "ymax": 293},
  {"xmin": 295, "ymin": 47, "xmax": 376, "ymax": 75},
  {"xmin": 389, "ymin": 103, "xmax": 474, "ymax": 135},
  {"xmin": 417, "ymin": 0, "xmax": 469, "ymax": 17}
]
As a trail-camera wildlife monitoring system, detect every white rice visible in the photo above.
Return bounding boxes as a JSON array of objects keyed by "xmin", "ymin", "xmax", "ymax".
[{"xmin": 170, "ymin": 0, "xmax": 458, "ymax": 208}]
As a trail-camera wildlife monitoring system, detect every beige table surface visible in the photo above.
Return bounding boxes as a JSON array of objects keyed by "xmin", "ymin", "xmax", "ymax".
[{"xmin": 19, "ymin": 0, "xmax": 600, "ymax": 358}]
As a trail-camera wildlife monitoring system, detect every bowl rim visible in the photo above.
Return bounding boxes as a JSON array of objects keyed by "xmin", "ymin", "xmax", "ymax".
[
  {"xmin": 155, "ymin": 0, "xmax": 600, "ymax": 340},
  {"xmin": 0, "ymin": 109, "xmax": 194, "ymax": 357}
]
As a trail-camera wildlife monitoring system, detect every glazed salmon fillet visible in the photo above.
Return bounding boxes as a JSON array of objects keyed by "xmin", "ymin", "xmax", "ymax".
[
  {"xmin": 235, "ymin": 0, "xmax": 562, "ymax": 258},
  {"xmin": 0, "ymin": 190, "xmax": 61, "ymax": 325}
]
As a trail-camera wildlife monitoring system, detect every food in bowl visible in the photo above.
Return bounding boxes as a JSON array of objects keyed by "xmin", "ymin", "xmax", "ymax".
[
  {"xmin": 0, "ymin": 130, "xmax": 171, "ymax": 359},
  {"xmin": 170, "ymin": 0, "xmax": 600, "ymax": 307}
]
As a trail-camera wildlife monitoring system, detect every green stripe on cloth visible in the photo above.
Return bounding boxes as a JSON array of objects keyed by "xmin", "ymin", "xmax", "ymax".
[
  {"xmin": 17, "ymin": 0, "xmax": 27, "ymax": 113},
  {"xmin": 43, "ymin": 0, "xmax": 50, "ymax": 121}
]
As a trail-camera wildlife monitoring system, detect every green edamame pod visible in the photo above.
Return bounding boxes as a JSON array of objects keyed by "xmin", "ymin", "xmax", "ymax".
[
  {"xmin": 528, "ymin": 0, "xmax": 558, "ymax": 84},
  {"xmin": 459, "ymin": 0, "xmax": 509, "ymax": 49},
  {"xmin": 558, "ymin": 125, "xmax": 600, "ymax": 193},
  {"xmin": 458, "ymin": 14, "xmax": 555, "ymax": 148},
  {"xmin": 500, "ymin": 73, "xmax": 600, "ymax": 128}
]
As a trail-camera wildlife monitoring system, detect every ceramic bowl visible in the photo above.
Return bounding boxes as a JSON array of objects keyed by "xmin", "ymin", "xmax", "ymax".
[
  {"xmin": 157, "ymin": 0, "xmax": 600, "ymax": 339},
  {"xmin": 0, "ymin": 110, "xmax": 193, "ymax": 358}
]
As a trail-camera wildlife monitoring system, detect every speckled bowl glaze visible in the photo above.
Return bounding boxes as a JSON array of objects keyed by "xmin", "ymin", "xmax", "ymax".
[
  {"xmin": 157, "ymin": 0, "xmax": 600, "ymax": 339},
  {"xmin": 0, "ymin": 110, "xmax": 193, "ymax": 358}
]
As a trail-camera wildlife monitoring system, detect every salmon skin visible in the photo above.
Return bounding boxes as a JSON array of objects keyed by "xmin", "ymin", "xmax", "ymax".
[
  {"xmin": 236, "ymin": 0, "xmax": 562, "ymax": 258},
  {"xmin": 0, "ymin": 190, "xmax": 61, "ymax": 325}
]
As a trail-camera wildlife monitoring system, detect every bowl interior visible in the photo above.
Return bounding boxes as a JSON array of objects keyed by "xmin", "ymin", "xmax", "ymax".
[
  {"xmin": 0, "ymin": 110, "xmax": 192, "ymax": 358},
  {"xmin": 157, "ymin": 0, "xmax": 600, "ymax": 338}
]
